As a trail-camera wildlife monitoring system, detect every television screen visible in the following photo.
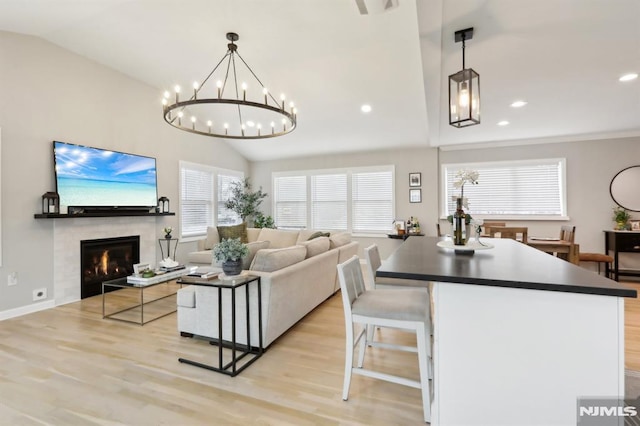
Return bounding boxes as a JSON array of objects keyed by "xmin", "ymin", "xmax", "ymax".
[{"xmin": 53, "ymin": 141, "xmax": 158, "ymax": 209}]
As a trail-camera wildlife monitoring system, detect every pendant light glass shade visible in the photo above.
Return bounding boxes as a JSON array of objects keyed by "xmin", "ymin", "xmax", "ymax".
[{"xmin": 449, "ymin": 68, "xmax": 480, "ymax": 127}]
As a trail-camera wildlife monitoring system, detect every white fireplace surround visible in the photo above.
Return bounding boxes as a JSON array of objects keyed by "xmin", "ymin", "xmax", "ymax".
[{"xmin": 54, "ymin": 217, "xmax": 157, "ymax": 305}]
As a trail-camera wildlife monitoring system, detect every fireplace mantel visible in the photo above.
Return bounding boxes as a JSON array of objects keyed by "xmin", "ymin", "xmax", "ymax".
[{"xmin": 35, "ymin": 212, "xmax": 174, "ymax": 219}]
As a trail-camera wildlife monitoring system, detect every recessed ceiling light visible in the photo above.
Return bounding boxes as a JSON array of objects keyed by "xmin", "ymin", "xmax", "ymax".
[
  {"xmin": 619, "ymin": 73, "xmax": 638, "ymax": 82},
  {"xmin": 510, "ymin": 100, "xmax": 527, "ymax": 108},
  {"xmin": 361, "ymin": 104, "xmax": 372, "ymax": 113},
  {"xmin": 497, "ymin": 121, "xmax": 510, "ymax": 126}
]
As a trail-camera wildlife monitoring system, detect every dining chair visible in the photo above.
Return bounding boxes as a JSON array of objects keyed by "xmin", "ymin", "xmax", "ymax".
[
  {"xmin": 337, "ymin": 255, "xmax": 432, "ymax": 423},
  {"xmin": 557, "ymin": 225, "xmax": 576, "ymax": 261},
  {"xmin": 488, "ymin": 226, "xmax": 528, "ymax": 244},
  {"xmin": 559, "ymin": 225, "xmax": 576, "ymax": 243},
  {"xmin": 482, "ymin": 221, "xmax": 506, "ymax": 236}
]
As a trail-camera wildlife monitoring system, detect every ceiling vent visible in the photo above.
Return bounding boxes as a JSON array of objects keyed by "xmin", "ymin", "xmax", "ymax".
[{"xmin": 355, "ymin": 0, "xmax": 399, "ymax": 15}]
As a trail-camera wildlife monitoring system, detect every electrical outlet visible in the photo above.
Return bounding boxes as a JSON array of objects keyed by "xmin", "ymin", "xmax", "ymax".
[
  {"xmin": 8, "ymin": 272, "xmax": 17, "ymax": 286},
  {"xmin": 33, "ymin": 288, "xmax": 47, "ymax": 301}
]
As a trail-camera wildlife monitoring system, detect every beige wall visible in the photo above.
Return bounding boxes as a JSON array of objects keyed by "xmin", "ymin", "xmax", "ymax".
[{"xmin": 0, "ymin": 31, "xmax": 248, "ymax": 313}]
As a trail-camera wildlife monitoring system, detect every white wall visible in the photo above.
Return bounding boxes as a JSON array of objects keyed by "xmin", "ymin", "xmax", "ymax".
[{"xmin": 0, "ymin": 31, "xmax": 249, "ymax": 313}]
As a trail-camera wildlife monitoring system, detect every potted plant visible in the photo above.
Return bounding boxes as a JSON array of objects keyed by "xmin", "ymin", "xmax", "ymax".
[
  {"xmin": 254, "ymin": 211, "xmax": 276, "ymax": 229},
  {"xmin": 213, "ymin": 237, "xmax": 249, "ymax": 276},
  {"xmin": 613, "ymin": 206, "xmax": 631, "ymax": 230},
  {"xmin": 224, "ymin": 178, "xmax": 267, "ymax": 226},
  {"xmin": 163, "ymin": 226, "xmax": 173, "ymax": 239}
]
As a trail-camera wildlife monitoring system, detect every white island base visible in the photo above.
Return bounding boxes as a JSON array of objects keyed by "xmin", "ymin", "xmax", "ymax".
[{"xmin": 431, "ymin": 282, "xmax": 624, "ymax": 425}]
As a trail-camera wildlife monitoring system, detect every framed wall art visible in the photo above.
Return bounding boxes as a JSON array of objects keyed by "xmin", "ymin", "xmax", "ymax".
[
  {"xmin": 409, "ymin": 172, "xmax": 421, "ymax": 187},
  {"xmin": 409, "ymin": 188, "xmax": 422, "ymax": 203}
]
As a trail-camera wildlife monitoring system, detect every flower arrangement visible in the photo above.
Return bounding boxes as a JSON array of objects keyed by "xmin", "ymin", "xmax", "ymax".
[
  {"xmin": 213, "ymin": 238, "xmax": 249, "ymax": 263},
  {"xmin": 453, "ymin": 169, "xmax": 479, "ymax": 203},
  {"xmin": 163, "ymin": 226, "xmax": 173, "ymax": 238}
]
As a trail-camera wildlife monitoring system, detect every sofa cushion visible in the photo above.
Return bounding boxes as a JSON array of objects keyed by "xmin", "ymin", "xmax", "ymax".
[
  {"xmin": 203, "ymin": 226, "xmax": 220, "ymax": 250},
  {"xmin": 257, "ymin": 228, "xmax": 299, "ymax": 249},
  {"xmin": 296, "ymin": 229, "xmax": 326, "ymax": 243},
  {"xmin": 218, "ymin": 222, "xmax": 248, "ymax": 243},
  {"xmin": 189, "ymin": 250, "xmax": 214, "ymax": 265},
  {"xmin": 300, "ymin": 236, "xmax": 330, "ymax": 258},
  {"xmin": 247, "ymin": 227, "xmax": 261, "ymax": 242},
  {"xmin": 242, "ymin": 240, "xmax": 270, "ymax": 270},
  {"xmin": 329, "ymin": 232, "xmax": 352, "ymax": 249},
  {"xmin": 249, "ymin": 245, "xmax": 307, "ymax": 272}
]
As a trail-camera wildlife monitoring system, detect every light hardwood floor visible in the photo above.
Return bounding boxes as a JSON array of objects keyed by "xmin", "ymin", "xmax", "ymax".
[
  {"xmin": 2, "ymin": 279, "xmax": 638, "ymax": 424},
  {"xmin": 0, "ymin": 286, "xmax": 425, "ymax": 425},
  {"xmin": 624, "ymin": 281, "xmax": 640, "ymax": 371}
]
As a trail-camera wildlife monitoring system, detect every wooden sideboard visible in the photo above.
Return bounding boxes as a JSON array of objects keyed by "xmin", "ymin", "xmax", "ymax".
[{"xmin": 604, "ymin": 230, "xmax": 640, "ymax": 281}]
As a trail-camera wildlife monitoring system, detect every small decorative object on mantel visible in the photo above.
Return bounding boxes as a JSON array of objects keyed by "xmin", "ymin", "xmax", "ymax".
[
  {"xmin": 452, "ymin": 169, "xmax": 479, "ymax": 246},
  {"xmin": 158, "ymin": 196, "xmax": 170, "ymax": 213},
  {"xmin": 213, "ymin": 237, "xmax": 249, "ymax": 277},
  {"xmin": 42, "ymin": 192, "xmax": 59, "ymax": 214},
  {"xmin": 163, "ymin": 226, "xmax": 173, "ymax": 239}
]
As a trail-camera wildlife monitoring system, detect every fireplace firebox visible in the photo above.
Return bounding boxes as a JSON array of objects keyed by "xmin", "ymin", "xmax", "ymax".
[{"xmin": 80, "ymin": 236, "xmax": 140, "ymax": 299}]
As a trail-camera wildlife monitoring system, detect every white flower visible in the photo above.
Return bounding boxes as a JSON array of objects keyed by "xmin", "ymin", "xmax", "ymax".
[{"xmin": 453, "ymin": 169, "xmax": 479, "ymax": 189}]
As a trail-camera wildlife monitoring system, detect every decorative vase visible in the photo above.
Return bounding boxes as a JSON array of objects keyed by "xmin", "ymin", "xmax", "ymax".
[
  {"xmin": 453, "ymin": 197, "xmax": 466, "ymax": 245},
  {"xmin": 222, "ymin": 259, "xmax": 242, "ymax": 276},
  {"xmin": 616, "ymin": 221, "xmax": 628, "ymax": 231},
  {"xmin": 164, "ymin": 233, "xmax": 172, "ymax": 239}
]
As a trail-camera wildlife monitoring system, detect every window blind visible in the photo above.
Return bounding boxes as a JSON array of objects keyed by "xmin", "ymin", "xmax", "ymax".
[
  {"xmin": 352, "ymin": 170, "xmax": 393, "ymax": 232},
  {"xmin": 311, "ymin": 174, "xmax": 347, "ymax": 230},
  {"xmin": 180, "ymin": 165, "xmax": 214, "ymax": 237},
  {"xmin": 218, "ymin": 174, "xmax": 242, "ymax": 225},
  {"xmin": 273, "ymin": 165, "xmax": 395, "ymax": 233},
  {"xmin": 274, "ymin": 175, "xmax": 307, "ymax": 229},
  {"xmin": 443, "ymin": 159, "xmax": 566, "ymax": 217}
]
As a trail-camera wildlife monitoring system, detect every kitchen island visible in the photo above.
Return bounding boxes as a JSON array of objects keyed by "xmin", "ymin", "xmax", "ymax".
[{"xmin": 377, "ymin": 236, "xmax": 636, "ymax": 425}]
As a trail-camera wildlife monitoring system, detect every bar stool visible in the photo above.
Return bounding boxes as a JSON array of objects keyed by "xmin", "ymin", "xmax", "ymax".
[
  {"xmin": 579, "ymin": 252, "xmax": 614, "ymax": 279},
  {"xmin": 337, "ymin": 255, "xmax": 432, "ymax": 423}
]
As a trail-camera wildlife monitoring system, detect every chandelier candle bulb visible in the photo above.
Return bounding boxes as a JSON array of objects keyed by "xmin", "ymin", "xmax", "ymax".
[
  {"xmin": 263, "ymin": 87, "xmax": 268, "ymax": 104},
  {"xmin": 217, "ymin": 80, "xmax": 222, "ymax": 98},
  {"xmin": 242, "ymin": 82, "xmax": 247, "ymax": 101}
]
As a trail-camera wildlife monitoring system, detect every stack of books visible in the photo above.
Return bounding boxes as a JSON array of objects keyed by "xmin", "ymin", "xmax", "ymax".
[{"xmin": 186, "ymin": 266, "xmax": 219, "ymax": 279}]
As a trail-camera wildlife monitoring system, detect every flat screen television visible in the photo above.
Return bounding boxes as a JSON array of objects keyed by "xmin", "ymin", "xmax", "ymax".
[{"xmin": 53, "ymin": 141, "xmax": 158, "ymax": 211}]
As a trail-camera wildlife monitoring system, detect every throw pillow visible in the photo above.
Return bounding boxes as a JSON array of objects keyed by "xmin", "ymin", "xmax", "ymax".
[
  {"xmin": 249, "ymin": 245, "xmax": 307, "ymax": 272},
  {"xmin": 301, "ymin": 236, "xmax": 330, "ymax": 258},
  {"xmin": 307, "ymin": 231, "xmax": 331, "ymax": 241},
  {"xmin": 329, "ymin": 232, "xmax": 352, "ymax": 249},
  {"xmin": 203, "ymin": 226, "xmax": 220, "ymax": 250},
  {"xmin": 241, "ymin": 240, "xmax": 270, "ymax": 270},
  {"xmin": 218, "ymin": 222, "xmax": 248, "ymax": 243}
]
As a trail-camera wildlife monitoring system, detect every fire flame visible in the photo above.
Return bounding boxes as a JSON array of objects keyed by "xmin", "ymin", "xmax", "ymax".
[{"xmin": 100, "ymin": 250, "xmax": 109, "ymax": 275}]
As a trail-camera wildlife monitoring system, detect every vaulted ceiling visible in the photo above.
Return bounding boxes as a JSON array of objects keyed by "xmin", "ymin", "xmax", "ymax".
[{"xmin": 0, "ymin": 0, "xmax": 638, "ymax": 161}]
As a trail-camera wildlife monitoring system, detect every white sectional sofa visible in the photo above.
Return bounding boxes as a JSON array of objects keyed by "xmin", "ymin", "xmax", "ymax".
[{"xmin": 177, "ymin": 226, "xmax": 358, "ymax": 348}]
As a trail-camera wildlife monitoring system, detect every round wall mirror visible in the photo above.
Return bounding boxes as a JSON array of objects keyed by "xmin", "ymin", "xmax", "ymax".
[{"xmin": 610, "ymin": 165, "xmax": 640, "ymax": 211}]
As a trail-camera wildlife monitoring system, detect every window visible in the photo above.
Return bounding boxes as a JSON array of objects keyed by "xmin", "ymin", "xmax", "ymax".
[
  {"xmin": 179, "ymin": 161, "xmax": 243, "ymax": 238},
  {"xmin": 442, "ymin": 158, "xmax": 567, "ymax": 219},
  {"xmin": 273, "ymin": 165, "xmax": 394, "ymax": 234}
]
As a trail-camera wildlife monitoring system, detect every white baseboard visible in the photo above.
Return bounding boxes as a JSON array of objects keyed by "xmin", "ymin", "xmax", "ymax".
[{"xmin": 0, "ymin": 300, "xmax": 55, "ymax": 321}]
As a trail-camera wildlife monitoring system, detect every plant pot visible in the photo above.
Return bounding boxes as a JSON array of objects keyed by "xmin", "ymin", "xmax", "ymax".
[
  {"xmin": 222, "ymin": 259, "xmax": 242, "ymax": 276},
  {"xmin": 164, "ymin": 234, "xmax": 172, "ymax": 239}
]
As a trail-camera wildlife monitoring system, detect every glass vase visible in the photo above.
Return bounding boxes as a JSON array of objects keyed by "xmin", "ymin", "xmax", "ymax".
[{"xmin": 453, "ymin": 197, "xmax": 466, "ymax": 245}]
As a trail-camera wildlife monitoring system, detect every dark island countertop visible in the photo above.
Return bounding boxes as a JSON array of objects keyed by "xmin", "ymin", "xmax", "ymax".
[{"xmin": 377, "ymin": 236, "xmax": 637, "ymax": 298}]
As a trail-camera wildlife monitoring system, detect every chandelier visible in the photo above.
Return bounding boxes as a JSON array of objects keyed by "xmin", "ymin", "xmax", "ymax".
[
  {"xmin": 162, "ymin": 32, "xmax": 297, "ymax": 139},
  {"xmin": 449, "ymin": 27, "xmax": 480, "ymax": 128}
]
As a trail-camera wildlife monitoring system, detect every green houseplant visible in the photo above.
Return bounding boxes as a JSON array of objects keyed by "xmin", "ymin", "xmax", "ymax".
[
  {"xmin": 224, "ymin": 178, "xmax": 268, "ymax": 226},
  {"xmin": 213, "ymin": 237, "xmax": 249, "ymax": 276},
  {"xmin": 254, "ymin": 211, "xmax": 275, "ymax": 229},
  {"xmin": 613, "ymin": 206, "xmax": 631, "ymax": 230}
]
